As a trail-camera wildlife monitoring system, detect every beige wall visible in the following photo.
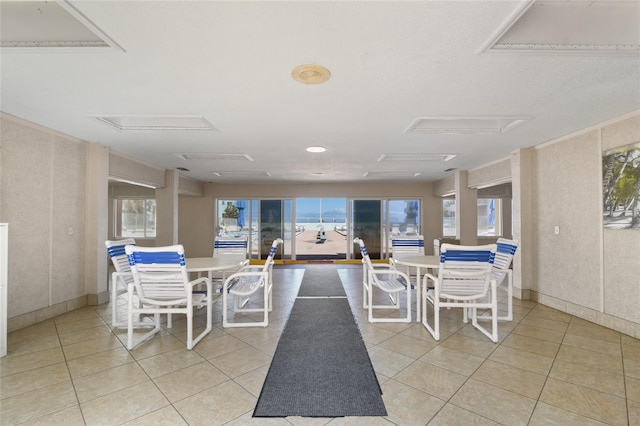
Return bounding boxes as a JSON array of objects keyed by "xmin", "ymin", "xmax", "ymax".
[
  {"xmin": 1, "ymin": 114, "xmax": 88, "ymax": 328},
  {"xmin": 3, "ymin": 109, "xmax": 640, "ymax": 338},
  {"xmin": 468, "ymin": 158, "xmax": 511, "ymax": 189},
  {"xmin": 531, "ymin": 112, "xmax": 640, "ymax": 336},
  {"xmin": 602, "ymin": 115, "xmax": 640, "ymax": 327}
]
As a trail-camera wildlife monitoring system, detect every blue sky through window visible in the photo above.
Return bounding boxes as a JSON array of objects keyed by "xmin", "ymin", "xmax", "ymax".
[{"xmin": 296, "ymin": 198, "xmax": 346, "ymax": 223}]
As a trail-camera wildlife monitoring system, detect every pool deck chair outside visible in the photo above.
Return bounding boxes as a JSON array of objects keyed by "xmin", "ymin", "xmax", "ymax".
[
  {"xmin": 222, "ymin": 238, "xmax": 283, "ymax": 328},
  {"xmin": 124, "ymin": 244, "xmax": 212, "ymax": 350},
  {"xmin": 422, "ymin": 243, "xmax": 499, "ymax": 342},
  {"xmin": 354, "ymin": 237, "xmax": 413, "ymax": 323}
]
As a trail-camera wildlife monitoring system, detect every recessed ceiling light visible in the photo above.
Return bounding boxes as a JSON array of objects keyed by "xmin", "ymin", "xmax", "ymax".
[
  {"xmin": 306, "ymin": 146, "xmax": 326, "ymax": 153},
  {"xmin": 292, "ymin": 64, "xmax": 331, "ymax": 84}
]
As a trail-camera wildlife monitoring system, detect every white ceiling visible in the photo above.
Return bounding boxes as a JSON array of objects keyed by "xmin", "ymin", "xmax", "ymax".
[{"xmin": 2, "ymin": 0, "xmax": 639, "ymax": 185}]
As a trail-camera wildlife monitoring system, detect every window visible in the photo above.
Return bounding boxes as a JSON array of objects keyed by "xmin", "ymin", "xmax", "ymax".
[
  {"xmin": 442, "ymin": 198, "xmax": 456, "ymax": 236},
  {"xmin": 388, "ymin": 199, "xmax": 420, "ymax": 236},
  {"xmin": 478, "ymin": 198, "xmax": 500, "ymax": 236},
  {"xmin": 116, "ymin": 199, "xmax": 156, "ymax": 238}
]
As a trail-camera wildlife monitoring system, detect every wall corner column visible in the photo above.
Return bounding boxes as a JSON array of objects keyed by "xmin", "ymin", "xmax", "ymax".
[
  {"xmin": 156, "ymin": 169, "xmax": 179, "ymax": 246},
  {"xmin": 511, "ymin": 148, "xmax": 534, "ymax": 300},
  {"xmin": 455, "ymin": 170, "xmax": 478, "ymax": 245},
  {"xmin": 85, "ymin": 143, "xmax": 109, "ymax": 305}
]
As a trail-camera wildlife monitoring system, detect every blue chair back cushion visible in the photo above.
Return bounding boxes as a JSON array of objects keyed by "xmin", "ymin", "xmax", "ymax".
[
  {"xmin": 441, "ymin": 249, "xmax": 495, "ymax": 264},
  {"xmin": 497, "ymin": 242, "xmax": 517, "ymax": 255},
  {"xmin": 214, "ymin": 240, "xmax": 247, "ymax": 249},
  {"xmin": 107, "ymin": 240, "xmax": 136, "ymax": 258},
  {"xmin": 128, "ymin": 251, "xmax": 185, "ymax": 266},
  {"xmin": 392, "ymin": 239, "xmax": 424, "ymax": 248}
]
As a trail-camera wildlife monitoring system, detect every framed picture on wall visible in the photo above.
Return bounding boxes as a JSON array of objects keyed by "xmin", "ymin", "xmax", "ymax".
[{"xmin": 602, "ymin": 141, "xmax": 640, "ymax": 229}]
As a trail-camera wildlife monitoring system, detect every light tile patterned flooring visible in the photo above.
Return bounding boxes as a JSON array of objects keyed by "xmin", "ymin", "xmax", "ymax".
[{"xmin": 1, "ymin": 265, "xmax": 639, "ymax": 425}]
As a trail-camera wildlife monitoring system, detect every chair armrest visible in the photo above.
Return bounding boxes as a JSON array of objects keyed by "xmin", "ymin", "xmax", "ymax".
[
  {"xmin": 223, "ymin": 270, "xmax": 268, "ymax": 292},
  {"xmin": 370, "ymin": 267, "xmax": 411, "ymax": 283},
  {"xmin": 189, "ymin": 277, "xmax": 212, "ymax": 299},
  {"xmin": 112, "ymin": 271, "xmax": 133, "ymax": 284},
  {"xmin": 189, "ymin": 276, "xmax": 211, "ymax": 289},
  {"xmin": 371, "ymin": 263, "xmax": 394, "ymax": 270},
  {"xmin": 422, "ymin": 273, "xmax": 437, "ymax": 291}
]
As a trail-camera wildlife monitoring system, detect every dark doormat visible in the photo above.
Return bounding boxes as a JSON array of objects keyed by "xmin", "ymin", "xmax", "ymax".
[{"xmin": 253, "ymin": 267, "xmax": 387, "ymax": 418}]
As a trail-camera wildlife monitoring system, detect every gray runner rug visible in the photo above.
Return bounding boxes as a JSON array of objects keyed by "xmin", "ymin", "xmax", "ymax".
[{"xmin": 253, "ymin": 266, "xmax": 387, "ymax": 418}]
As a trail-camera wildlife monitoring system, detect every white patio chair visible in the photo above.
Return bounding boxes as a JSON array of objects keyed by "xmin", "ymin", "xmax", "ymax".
[
  {"xmin": 422, "ymin": 243, "xmax": 498, "ymax": 342},
  {"xmin": 390, "ymin": 235, "xmax": 425, "ymax": 278},
  {"xmin": 124, "ymin": 244, "xmax": 212, "ymax": 350},
  {"xmin": 222, "ymin": 238, "xmax": 283, "ymax": 328},
  {"xmin": 106, "ymin": 238, "xmax": 147, "ymax": 328},
  {"xmin": 210, "ymin": 236, "xmax": 249, "ymax": 286},
  {"xmin": 354, "ymin": 237, "xmax": 412, "ymax": 323},
  {"xmin": 478, "ymin": 237, "xmax": 518, "ymax": 322}
]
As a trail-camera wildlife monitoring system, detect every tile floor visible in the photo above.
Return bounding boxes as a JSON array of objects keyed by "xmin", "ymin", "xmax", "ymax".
[{"xmin": 1, "ymin": 265, "xmax": 639, "ymax": 425}]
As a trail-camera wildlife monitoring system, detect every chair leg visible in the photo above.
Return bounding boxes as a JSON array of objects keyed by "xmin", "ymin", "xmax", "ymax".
[
  {"xmin": 263, "ymin": 284, "xmax": 269, "ymax": 325},
  {"xmin": 127, "ymin": 310, "xmax": 161, "ymax": 350},
  {"xmin": 127, "ymin": 291, "xmax": 134, "ymax": 350},
  {"xmin": 421, "ymin": 293, "xmax": 440, "ymax": 341},
  {"xmin": 186, "ymin": 309, "xmax": 193, "ymax": 350},
  {"xmin": 189, "ymin": 286, "xmax": 213, "ymax": 348},
  {"xmin": 112, "ymin": 274, "xmax": 119, "ymax": 328},
  {"xmin": 369, "ymin": 286, "xmax": 411, "ymax": 323}
]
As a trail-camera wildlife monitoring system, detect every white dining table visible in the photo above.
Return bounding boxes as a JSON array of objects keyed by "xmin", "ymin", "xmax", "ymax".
[
  {"xmin": 185, "ymin": 257, "xmax": 248, "ymax": 283},
  {"xmin": 392, "ymin": 255, "xmax": 439, "ymax": 322}
]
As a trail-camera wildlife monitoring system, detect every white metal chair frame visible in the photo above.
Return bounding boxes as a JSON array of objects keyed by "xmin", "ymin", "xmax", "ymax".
[
  {"xmin": 422, "ymin": 243, "xmax": 499, "ymax": 342},
  {"xmin": 390, "ymin": 235, "xmax": 425, "ymax": 284},
  {"xmin": 479, "ymin": 237, "xmax": 518, "ymax": 322},
  {"xmin": 354, "ymin": 237, "xmax": 413, "ymax": 323},
  {"xmin": 106, "ymin": 238, "xmax": 148, "ymax": 329},
  {"xmin": 214, "ymin": 236, "xmax": 249, "ymax": 258},
  {"xmin": 222, "ymin": 238, "xmax": 283, "ymax": 328},
  {"xmin": 211, "ymin": 236, "xmax": 249, "ymax": 286},
  {"xmin": 125, "ymin": 244, "xmax": 212, "ymax": 350}
]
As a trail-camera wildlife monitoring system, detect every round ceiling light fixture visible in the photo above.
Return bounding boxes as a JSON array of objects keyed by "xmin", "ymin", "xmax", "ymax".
[
  {"xmin": 291, "ymin": 64, "xmax": 331, "ymax": 85},
  {"xmin": 306, "ymin": 146, "xmax": 326, "ymax": 153}
]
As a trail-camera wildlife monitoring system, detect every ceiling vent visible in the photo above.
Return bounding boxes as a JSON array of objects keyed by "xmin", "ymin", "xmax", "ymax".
[
  {"xmin": 406, "ymin": 116, "xmax": 527, "ymax": 134},
  {"xmin": 211, "ymin": 171, "xmax": 271, "ymax": 177},
  {"xmin": 364, "ymin": 172, "xmax": 422, "ymax": 178},
  {"xmin": 481, "ymin": 0, "xmax": 640, "ymax": 55},
  {"xmin": 0, "ymin": 0, "xmax": 124, "ymax": 51},
  {"xmin": 93, "ymin": 115, "xmax": 217, "ymax": 131},
  {"xmin": 379, "ymin": 153, "xmax": 456, "ymax": 162},
  {"xmin": 175, "ymin": 153, "xmax": 253, "ymax": 161}
]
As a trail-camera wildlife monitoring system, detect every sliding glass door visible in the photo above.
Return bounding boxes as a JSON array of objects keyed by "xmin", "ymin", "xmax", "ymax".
[
  {"xmin": 259, "ymin": 199, "xmax": 281, "ymax": 260},
  {"xmin": 352, "ymin": 199, "xmax": 383, "ymax": 259},
  {"xmin": 217, "ymin": 197, "xmax": 420, "ymax": 260}
]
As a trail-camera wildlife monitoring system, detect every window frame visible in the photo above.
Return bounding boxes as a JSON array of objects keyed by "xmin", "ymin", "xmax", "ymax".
[{"xmin": 114, "ymin": 198, "xmax": 157, "ymax": 239}]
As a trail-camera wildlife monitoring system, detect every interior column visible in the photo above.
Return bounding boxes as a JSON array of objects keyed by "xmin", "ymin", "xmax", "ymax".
[
  {"xmin": 455, "ymin": 170, "xmax": 478, "ymax": 245},
  {"xmin": 156, "ymin": 169, "xmax": 179, "ymax": 246},
  {"xmin": 85, "ymin": 143, "xmax": 109, "ymax": 305},
  {"xmin": 511, "ymin": 148, "xmax": 533, "ymax": 300}
]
